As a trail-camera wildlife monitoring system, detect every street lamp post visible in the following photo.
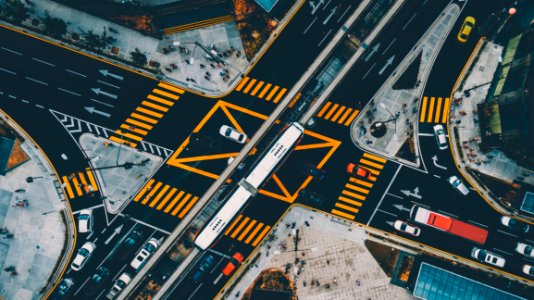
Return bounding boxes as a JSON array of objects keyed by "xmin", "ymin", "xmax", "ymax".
[{"xmin": 369, "ymin": 103, "xmax": 400, "ymax": 138}]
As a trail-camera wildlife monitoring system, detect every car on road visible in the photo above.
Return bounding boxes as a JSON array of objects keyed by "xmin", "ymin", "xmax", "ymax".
[
  {"xmin": 346, "ymin": 163, "xmax": 372, "ymax": 180},
  {"xmin": 470, "ymin": 247, "xmax": 505, "ymax": 268},
  {"xmin": 523, "ymin": 264, "xmax": 534, "ymax": 277},
  {"xmin": 298, "ymin": 188, "xmax": 324, "ymax": 207},
  {"xmin": 192, "ymin": 254, "xmax": 215, "ymax": 282},
  {"xmin": 78, "ymin": 209, "xmax": 93, "ymax": 233},
  {"xmin": 91, "ymin": 266, "xmax": 110, "ymax": 284},
  {"xmin": 130, "ymin": 238, "xmax": 160, "ymax": 271},
  {"xmin": 393, "ymin": 220, "xmax": 421, "ymax": 237},
  {"xmin": 219, "ymin": 125, "xmax": 247, "ymax": 144},
  {"xmin": 447, "ymin": 176, "xmax": 470, "ymax": 196},
  {"xmin": 302, "ymin": 163, "xmax": 325, "ymax": 180},
  {"xmin": 222, "ymin": 252, "xmax": 244, "ymax": 276},
  {"xmin": 71, "ymin": 242, "xmax": 96, "ymax": 271},
  {"xmin": 458, "ymin": 16, "xmax": 475, "ymax": 43},
  {"xmin": 433, "ymin": 125, "xmax": 448, "ymax": 150},
  {"xmin": 57, "ymin": 278, "xmax": 74, "ymax": 296},
  {"xmin": 516, "ymin": 242, "xmax": 534, "ymax": 258},
  {"xmin": 106, "ymin": 273, "xmax": 132, "ymax": 299},
  {"xmin": 501, "ymin": 216, "xmax": 530, "ymax": 233}
]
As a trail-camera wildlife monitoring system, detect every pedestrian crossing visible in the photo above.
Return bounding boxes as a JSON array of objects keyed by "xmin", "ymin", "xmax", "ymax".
[
  {"xmin": 419, "ymin": 96, "xmax": 450, "ymax": 124},
  {"xmin": 133, "ymin": 179, "xmax": 199, "ymax": 219},
  {"xmin": 235, "ymin": 77, "xmax": 288, "ymax": 103},
  {"xmin": 61, "ymin": 169, "xmax": 99, "ymax": 200},
  {"xmin": 331, "ymin": 153, "xmax": 387, "ymax": 220},
  {"xmin": 316, "ymin": 101, "xmax": 360, "ymax": 126},
  {"xmin": 224, "ymin": 215, "xmax": 272, "ymax": 247},
  {"xmin": 109, "ymin": 82, "xmax": 184, "ymax": 148}
]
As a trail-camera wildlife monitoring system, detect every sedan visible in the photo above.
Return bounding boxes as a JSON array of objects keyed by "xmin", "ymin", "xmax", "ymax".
[
  {"xmin": 501, "ymin": 216, "xmax": 530, "ymax": 233},
  {"xmin": 471, "ymin": 247, "xmax": 505, "ymax": 268},
  {"xmin": 394, "ymin": 220, "xmax": 421, "ymax": 236},
  {"xmin": 458, "ymin": 16, "xmax": 475, "ymax": 43},
  {"xmin": 523, "ymin": 265, "xmax": 534, "ymax": 277},
  {"xmin": 433, "ymin": 125, "xmax": 448, "ymax": 150},
  {"xmin": 78, "ymin": 209, "xmax": 93, "ymax": 233},
  {"xmin": 222, "ymin": 252, "xmax": 244, "ymax": 276},
  {"xmin": 516, "ymin": 242, "xmax": 534, "ymax": 258},
  {"xmin": 346, "ymin": 163, "xmax": 372, "ymax": 180},
  {"xmin": 71, "ymin": 242, "xmax": 96, "ymax": 271},
  {"xmin": 447, "ymin": 176, "xmax": 470, "ymax": 196},
  {"xmin": 219, "ymin": 125, "xmax": 247, "ymax": 144},
  {"xmin": 130, "ymin": 238, "xmax": 160, "ymax": 270}
]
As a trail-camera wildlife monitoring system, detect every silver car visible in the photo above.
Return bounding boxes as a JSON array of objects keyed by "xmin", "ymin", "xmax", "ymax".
[
  {"xmin": 471, "ymin": 247, "xmax": 505, "ymax": 268},
  {"xmin": 433, "ymin": 125, "xmax": 448, "ymax": 150}
]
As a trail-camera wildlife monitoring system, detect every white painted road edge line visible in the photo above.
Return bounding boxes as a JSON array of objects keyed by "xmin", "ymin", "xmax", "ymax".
[
  {"xmin": 492, "ymin": 248, "xmax": 514, "ymax": 256},
  {"xmin": 497, "ymin": 229, "xmax": 519, "ymax": 238},
  {"xmin": 468, "ymin": 220, "xmax": 488, "ymax": 228},
  {"xmin": 65, "ymin": 68, "xmax": 88, "ymax": 78},
  {"xmin": 97, "ymin": 79, "xmax": 121, "ymax": 89},
  {"xmin": 1, "ymin": 46, "xmax": 22, "ymax": 55},
  {"xmin": 303, "ymin": 16, "xmax": 318, "ymax": 34},
  {"xmin": 367, "ymin": 165, "xmax": 402, "ymax": 225},
  {"xmin": 318, "ymin": 28, "xmax": 333, "ymax": 47},
  {"xmin": 32, "ymin": 57, "xmax": 55, "ymax": 67},
  {"xmin": 378, "ymin": 209, "xmax": 398, "ymax": 217}
]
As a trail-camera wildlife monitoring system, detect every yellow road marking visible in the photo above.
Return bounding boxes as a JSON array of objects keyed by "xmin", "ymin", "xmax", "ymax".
[
  {"xmin": 178, "ymin": 196, "xmax": 199, "ymax": 218},
  {"xmin": 225, "ymin": 215, "xmax": 243, "ymax": 235},
  {"xmin": 442, "ymin": 97, "xmax": 450, "ymax": 123},
  {"xmin": 360, "ymin": 165, "xmax": 380, "ymax": 175},
  {"xmin": 349, "ymin": 178, "xmax": 373, "ymax": 188},
  {"xmin": 164, "ymin": 191, "xmax": 184, "ymax": 213},
  {"xmin": 157, "ymin": 187, "xmax": 177, "ymax": 210},
  {"xmin": 62, "ymin": 176, "xmax": 74, "ymax": 199},
  {"xmin": 243, "ymin": 78, "xmax": 257, "ymax": 93},
  {"xmin": 149, "ymin": 185, "xmax": 170, "ymax": 208},
  {"xmin": 258, "ymin": 83, "xmax": 272, "ymax": 98},
  {"xmin": 147, "ymin": 94, "xmax": 174, "ymax": 106},
  {"xmin": 359, "ymin": 158, "xmax": 384, "ymax": 170},
  {"xmin": 131, "ymin": 113, "xmax": 158, "ymax": 124},
  {"xmin": 335, "ymin": 202, "xmax": 359, "ymax": 213},
  {"xmin": 173, "ymin": 152, "xmax": 238, "ymax": 163},
  {"xmin": 120, "ymin": 124, "xmax": 148, "ymax": 136},
  {"xmin": 295, "ymin": 141, "xmax": 334, "ymax": 151},
  {"xmin": 171, "ymin": 193, "xmax": 191, "ymax": 216},
  {"xmin": 427, "ymin": 96, "xmax": 436, "ymax": 122},
  {"xmin": 158, "ymin": 82, "xmax": 184, "ymax": 94},
  {"xmin": 324, "ymin": 103, "xmax": 339, "ymax": 120},
  {"xmin": 78, "ymin": 172, "xmax": 88, "ymax": 188},
  {"xmin": 273, "ymin": 88, "xmax": 287, "ymax": 103},
  {"xmin": 272, "ymin": 174, "xmax": 291, "ymax": 199},
  {"xmin": 244, "ymin": 223, "xmax": 263, "ymax": 244},
  {"xmin": 220, "ymin": 105, "xmax": 245, "ymax": 134},
  {"xmin": 134, "ymin": 179, "xmax": 155, "ymax": 201},
  {"xmin": 337, "ymin": 107, "xmax": 353, "ymax": 124},
  {"xmin": 238, "ymin": 219, "xmax": 257, "ymax": 241},
  {"xmin": 230, "ymin": 217, "xmax": 250, "ymax": 238},
  {"xmin": 250, "ymin": 81, "xmax": 264, "ymax": 96},
  {"xmin": 420, "ymin": 97, "xmax": 428, "ymax": 122},
  {"xmin": 163, "ymin": 15, "xmax": 233, "ymax": 34},
  {"xmin": 142, "ymin": 182, "xmax": 162, "ymax": 204},
  {"xmin": 363, "ymin": 152, "xmax": 387, "ymax": 163},
  {"xmin": 434, "ymin": 97, "xmax": 443, "ymax": 123},
  {"xmin": 141, "ymin": 100, "xmax": 169, "ymax": 112},
  {"xmin": 341, "ymin": 190, "xmax": 366, "ymax": 201},
  {"xmin": 316, "ymin": 101, "xmax": 332, "ymax": 117},
  {"xmin": 72, "ymin": 177, "xmax": 83, "ymax": 196},
  {"xmin": 86, "ymin": 170, "xmax": 99, "ymax": 191},
  {"xmin": 344, "ymin": 110, "xmax": 360, "ymax": 126},
  {"xmin": 345, "ymin": 183, "xmax": 369, "ymax": 194},
  {"xmin": 235, "ymin": 77, "xmax": 250, "ymax": 91},
  {"xmin": 265, "ymin": 86, "xmax": 279, "ymax": 101},
  {"xmin": 125, "ymin": 118, "xmax": 153, "ymax": 130},
  {"xmin": 252, "ymin": 225, "xmax": 271, "ymax": 246},
  {"xmin": 338, "ymin": 196, "xmax": 363, "ymax": 207},
  {"xmin": 136, "ymin": 107, "xmax": 164, "ymax": 119},
  {"xmin": 115, "ymin": 130, "xmax": 143, "ymax": 142},
  {"xmin": 153, "ymin": 88, "xmax": 179, "ymax": 100},
  {"xmin": 331, "ymin": 209, "xmax": 355, "ymax": 220},
  {"xmin": 330, "ymin": 106, "xmax": 346, "ymax": 122}
]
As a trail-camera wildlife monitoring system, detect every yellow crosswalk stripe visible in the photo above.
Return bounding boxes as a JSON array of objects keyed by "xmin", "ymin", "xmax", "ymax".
[
  {"xmin": 316, "ymin": 102, "xmax": 332, "ymax": 117},
  {"xmin": 265, "ymin": 86, "xmax": 279, "ymax": 101},
  {"xmin": 420, "ymin": 97, "xmax": 428, "ymax": 122},
  {"xmin": 363, "ymin": 152, "xmax": 387, "ymax": 164},
  {"xmin": 158, "ymin": 82, "xmax": 184, "ymax": 94},
  {"xmin": 337, "ymin": 108, "xmax": 353, "ymax": 124},
  {"xmin": 86, "ymin": 170, "xmax": 99, "ymax": 191},
  {"xmin": 338, "ymin": 196, "xmax": 363, "ymax": 207},
  {"xmin": 141, "ymin": 101, "xmax": 169, "ymax": 112},
  {"xmin": 345, "ymin": 183, "xmax": 370, "ymax": 194},
  {"xmin": 258, "ymin": 83, "xmax": 272, "ymax": 99},
  {"xmin": 243, "ymin": 79, "xmax": 257, "ymax": 94},
  {"xmin": 225, "ymin": 215, "xmax": 243, "ymax": 235},
  {"xmin": 235, "ymin": 77, "xmax": 250, "ymax": 91},
  {"xmin": 252, "ymin": 225, "xmax": 271, "ymax": 246},
  {"xmin": 441, "ymin": 98, "xmax": 450, "ymax": 123},
  {"xmin": 115, "ymin": 130, "xmax": 143, "ymax": 142},
  {"xmin": 131, "ymin": 113, "xmax": 158, "ymax": 124},
  {"xmin": 62, "ymin": 176, "xmax": 75, "ymax": 199},
  {"xmin": 142, "ymin": 182, "xmax": 162, "ymax": 205},
  {"xmin": 171, "ymin": 194, "xmax": 191, "ymax": 216},
  {"xmin": 427, "ymin": 97, "xmax": 436, "ymax": 123},
  {"xmin": 178, "ymin": 196, "xmax": 199, "ymax": 219},
  {"xmin": 331, "ymin": 209, "xmax": 355, "ymax": 220},
  {"xmin": 152, "ymin": 89, "xmax": 179, "ymax": 100},
  {"xmin": 237, "ymin": 220, "xmax": 257, "ymax": 241},
  {"xmin": 245, "ymin": 223, "xmax": 263, "ymax": 244},
  {"xmin": 335, "ymin": 202, "xmax": 359, "ymax": 213},
  {"xmin": 349, "ymin": 177, "xmax": 373, "ymax": 188},
  {"xmin": 147, "ymin": 94, "xmax": 174, "ymax": 106},
  {"xmin": 324, "ymin": 104, "xmax": 339, "ymax": 120},
  {"xmin": 164, "ymin": 191, "xmax": 184, "ymax": 213},
  {"xmin": 125, "ymin": 118, "xmax": 153, "ymax": 130},
  {"xmin": 341, "ymin": 189, "xmax": 366, "ymax": 201},
  {"xmin": 156, "ymin": 188, "xmax": 177, "ymax": 210},
  {"xmin": 231, "ymin": 217, "xmax": 250, "ymax": 238},
  {"xmin": 134, "ymin": 179, "xmax": 155, "ymax": 201},
  {"xmin": 78, "ymin": 172, "xmax": 88, "ymax": 188},
  {"xmin": 120, "ymin": 124, "xmax": 148, "ymax": 136},
  {"xmin": 149, "ymin": 185, "xmax": 170, "ymax": 208},
  {"xmin": 72, "ymin": 177, "xmax": 83, "ymax": 196},
  {"xmin": 250, "ymin": 81, "xmax": 264, "ymax": 96},
  {"xmin": 136, "ymin": 107, "xmax": 164, "ymax": 119},
  {"xmin": 344, "ymin": 110, "xmax": 359, "ymax": 126},
  {"xmin": 360, "ymin": 165, "xmax": 380, "ymax": 175},
  {"xmin": 434, "ymin": 97, "xmax": 443, "ymax": 123},
  {"xmin": 273, "ymin": 88, "xmax": 287, "ymax": 104},
  {"xmin": 330, "ymin": 106, "xmax": 346, "ymax": 122},
  {"xmin": 360, "ymin": 159, "xmax": 384, "ymax": 170}
]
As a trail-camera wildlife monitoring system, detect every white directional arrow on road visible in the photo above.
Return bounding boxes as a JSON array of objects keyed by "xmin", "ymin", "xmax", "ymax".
[
  {"xmin": 393, "ymin": 204, "xmax": 411, "ymax": 212},
  {"xmin": 105, "ymin": 224, "xmax": 123, "ymax": 245},
  {"xmin": 99, "ymin": 69, "xmax": 124, "ymax": 81},
  {"xmin": 378, "ymin": 55, "xmax": 395, "ymax": 75},
  {"xmin": 364, "ymin": 42, "xmax": 380, "ymax": 62},
  {"xmin": 401, "ymin": 187, "xmax": 422, "ymax": 199},
  {"xmin": 91, "ymin": 88, "xmax": 117, "ymax": 99},
  {"xmin": 85, "ymin": 106, "xmax": 110, "ymax": 118},
  {"xmin": 323, "ymin": 6, "xmax": 337, "ymax": 25},
  {"xmin": 432, "ymin": 155, "xmax": 447, "ymax": 170}
]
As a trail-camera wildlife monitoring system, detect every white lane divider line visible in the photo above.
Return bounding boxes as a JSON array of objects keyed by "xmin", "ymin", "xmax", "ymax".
[
  {"xmin": 65, "ymin": 68, "xmax": 87, "ymax": 78},
  {"xmin": 32, "ymin": 57, "xmax": 55, "ymax": 67},
  {"xmin": 318, "ymin": 28, "xmax": 333, "ymax": 47},
  {"xmin": 0, "ymin": 67, "xmax": 17, "ymax": 75},
  {"xmin": 90, "ymin": 98, "xmax": 114, "ymax": 108},
  {"xmin": 8, "ymin": 94, "xmax": 16, "ymax": 99},
  {"xmin": 57, "ymin": 87, "xmax": 81, "ymax": 97},
  {"xmin": 36, "ymin": 104, "xmax": 45, "ymax": 109},
  {"xmin": 21, "ymin": 99, "xmax": 30, "ymax": 104},
  {"xmin": 1, "ymin": 46, "xmax": 22, "ymax": 56},
  {"xmin": 303, "ymin": 16, "xmax": 318, "ymax": 34},
  {"xmin": 97, "ymin": 79, "xmax": 121, "ymax": 90},
  {"xmin": 25, "ymin": 76, "xmax": 48, "ymax": 86}
]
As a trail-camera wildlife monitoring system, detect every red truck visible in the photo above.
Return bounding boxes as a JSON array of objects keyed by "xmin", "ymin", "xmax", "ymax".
[{"xmin": 410, "ymin": 205, "xmax": 488, "ymax": 245}]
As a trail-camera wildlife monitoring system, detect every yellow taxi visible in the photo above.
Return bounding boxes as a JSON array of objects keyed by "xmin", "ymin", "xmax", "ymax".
[{"xmin": 458, "ymin": 16, "xmax": 476, "ymax": 43}]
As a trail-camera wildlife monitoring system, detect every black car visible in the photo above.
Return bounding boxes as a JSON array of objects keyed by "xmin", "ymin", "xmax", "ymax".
[
  {"xmin": 298, "ymin": 189, "xmax": 324, "ymax": 207},
  {"xmin": 302, "ymin": 163, "xmax": 325, "ymax": 180},
  {"xmin": 501, "ymin": 216, "xmax": 530, "ymax": 233},
  {"xmin": 192, "ymin": 254, "xmax": 215, "ymax": 282},
  {"xmin": 92, "ymin": 266, "xmax": 110, "ymax": 284}
]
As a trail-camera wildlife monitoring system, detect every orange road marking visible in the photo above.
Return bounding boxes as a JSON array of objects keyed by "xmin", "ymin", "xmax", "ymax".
[
  {"xmin": 349, "ymin": 178, "xmax": 373, "ymax": 188},
  {"xmin": 441, "ymin": 97, "xmax": 450, "ymax": 123},
  {"xmin": 434, "ymin": 97, "xmax": 443, "ymax": 123},
  {"xmin": 250, "ymin": 81, "xmax": 264, "ymax": 96},
  {"xmin": 142, "ymin": 182, "xmax": 162, "ymax": 205},
  {"xmin": 341, "ymin": 190, "xmax": 366, "ymax": 201},
  {"xmin": 149, "ymin": 185, "xmax": 170, "ymax": 207},
  {"xmin": 238, "ymin": 220, "xmax": 257, "ymax": 241},
  {"xmin": 337, "ymin": 107, "xmax": 353, "ymax": 124},
  {"xmin": 324, "ymin": 103, "xmax": 339, "ymax": 120},
  {"xmin": 344, "ymin": 110, "xmax": 360, "ymax": 126},
  {"xmin": 62, "ymin": 176, "xmax": 74, "ymax": 199},
  {"xmin": 225, "ymin": 215, "xmax": 243, "ymax": 235},
  {"xmin": 134, "ymin": 179, "xmax": 155, "ymax": 201},
  {"xmin": 230, "ymin": 217, "xmax": 250, "ymax": 238},
  {"xmin": 345, "ymin": 183, "xmax": 369, "ymax": 194},
  {"xmin": 141, "ymin": 101, "xmax": 169, "ymax": 112},
  {"xmin": 258, "ymin": 83, "xmax": 272, "ymax": 98},
  {"xmin": 171, "ymin": 194, "xmax": 191, "ymax": 216},
  {"xmin": 427, "ymin": 97, "xmax": 436, "ymax": 122},
  {"xmin": 359, "ymin": 159, "xmax": 384, "ymax": 170},
  {"xmin": 152, "ymin": 88, "xmax": 179, "ymax": 100},
  {"xmin": 331, "ymin": 209, "xmax": 355, "ymax": 220},
  {"xmin": 235, "ymin": 77, "xmax": 250, "ymax": 91},
  {"xmin": 335, "ymin": 202, "xmax": 359, "ymax": 213},
  {"xmin": 338, "ymin": 196, "xmax": 363, "ymax": 207},
  {"xmin": 243, "ymin": 79, "xmax": 257, "ymax": 94},
  {"xmin": 164, "ymin": 191, "xmax": 184, "ymax": 213},
  {"xmin": 363, "ymin": 152, "xmax": 387, "ymax": 163},
  {"xmin": 125, "ymin": 118, "xmax": 153, "ymax": 130},
  {"xmin": 252, "ymin": 225, "xmax": 271, "ymax": 246},
  {"xmin": 330, "ymin": 106, "xmax": 346, "ymax": 122},
  {"xmin": 136, "ymin": 107, "xmax": 164, "ymax": 119},
  {"xmin": 245, "ymin": 223, "xmax": 263, "ymax": 244},
  {"xmin": 273, "ymin": 88, "xmax": 287, "ymax": 103},
  {"xmin": 265, "ymin": 86, "xmax": 279, "ymax": 101},
  {"xmin": 147, "ymin": 94, "xmax": 174, "ymax": 106},
  {"xmin": 85, "ymin": 170, "xmax": 99, "ymax": 191},
  {"xmin": 131, "ymin": 113, "xmax": 158, "ymax": 124},
  {"xmin": 178, "ymin": 196, "xmax": 199, "ymax": 218},
  {"xmin": 158, "ymin": 82, "xmax": 184, "ymax": 94},
  {"xmin": 420, "ymin": 97, "xmax": 428, "ymax": 122},
  {"xmin": 120, "ymin": 124, "xmax": 148, "ymax": 136},
  {"xmin": 157, "ymin": 187, "xmax": 177, "ymax": 210}
]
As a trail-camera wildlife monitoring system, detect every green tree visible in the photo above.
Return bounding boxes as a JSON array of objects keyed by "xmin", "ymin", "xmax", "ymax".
[
  {"xmin": 130, "ymin": 48, "xmax": 147, "ymax": 67},
  {"xmin": 43, "ymin": 14, "xmax": 67, "ymax": 38},
  {"xmin": 3, "ymin": 0, "xmax": 29, "ymax": 25},
  {"xmin": 81, "ymin": 28, "xmax": 115, "ymax": 51}
]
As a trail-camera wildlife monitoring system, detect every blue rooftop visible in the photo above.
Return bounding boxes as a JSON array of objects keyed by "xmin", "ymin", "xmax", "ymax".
[
  {"xmin": 255, "ymin": 0, "xmax": 279, "ymax": 13},
  {"xmin": 520, "ymin": 191, "xmax": 534, "ymax": 215}
]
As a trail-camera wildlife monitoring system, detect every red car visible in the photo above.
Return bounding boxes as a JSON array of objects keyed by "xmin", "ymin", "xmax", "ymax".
[
  {"xmin": 346, "ymin": 163, "xmax": 372, "ymax": 179},
  {"xmin": 222, "ymin": 253, "xmax": 244, "ymax": 276}
]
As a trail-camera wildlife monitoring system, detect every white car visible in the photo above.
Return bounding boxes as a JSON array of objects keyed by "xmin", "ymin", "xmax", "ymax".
[
  {"xmin": 219, "ymin": 125, "xmax": 247, "ymax": 144},
  {"xmin": 523, "ymin": 264, "xmax": 534, "ymax": 277},
  {"xmin": 130, "ymin": 238, "xmax": 160, "ymax": 270},
  {"xmin": 516, "ymin": 242, "xmax": 534, "ymax": 258},
  {"xmin": 78, "ymin": 209, "xmax": 93, "ymax": 233},
  {"xmin": 500, "ymin": 216, "xmax": 530, "ymax": 233},
  {"xmin": 471, "ymin": 247, "xmax": 506, "ymax": 268},
  {"xmin": 71, "ymin": 242, "xmax": 96, "ymax": 271},
  {"xmin": 106, "ymin": 273, "xmax": 132, "ymax": 299},
  {"xmin": 433, "ymin": 125, "xmax": 448, "ymax": 150},
  {"xmin": 447, "ymin": 176, "xmax": 470, "ymax": 195},
  {"xmin": 393, "ymin": 220, "xmax": 421, "ymax": 236}
]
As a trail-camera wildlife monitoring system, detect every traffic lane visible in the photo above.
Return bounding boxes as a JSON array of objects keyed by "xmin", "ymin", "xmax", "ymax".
[{"xmin": 417, "ymin": 129, "xmax": 457, "ymax": 176}]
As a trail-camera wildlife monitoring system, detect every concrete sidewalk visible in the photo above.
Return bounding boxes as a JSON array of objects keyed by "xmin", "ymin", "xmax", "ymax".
[{"xmin": 0, "ymin": 113, "xmax": 71, "ymax": 300}]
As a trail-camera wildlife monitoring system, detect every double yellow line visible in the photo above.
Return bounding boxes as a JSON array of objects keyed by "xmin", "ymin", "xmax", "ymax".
[{"xmin": 163, "ymin": 15, "xmax": 234, "ymax": 35}]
